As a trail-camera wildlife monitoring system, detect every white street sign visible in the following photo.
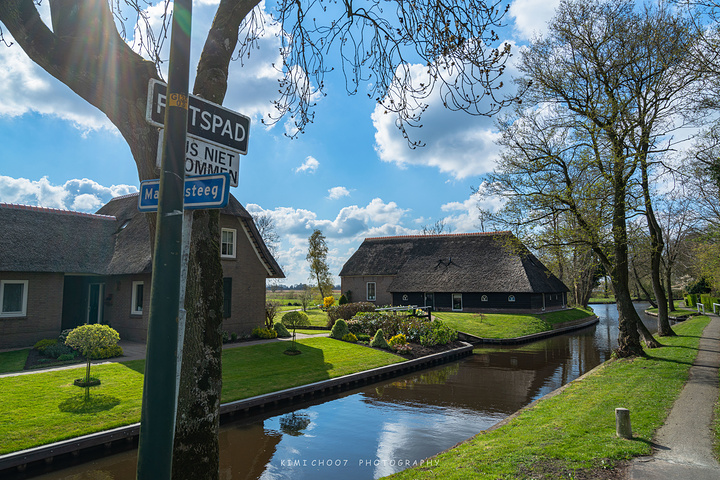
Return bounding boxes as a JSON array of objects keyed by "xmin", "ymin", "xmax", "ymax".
[{"xmin": 157, "ymin": 130, "xmax": 239, "ymax": 187}]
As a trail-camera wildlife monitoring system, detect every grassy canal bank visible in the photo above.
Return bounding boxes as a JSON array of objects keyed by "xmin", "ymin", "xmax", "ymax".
[
  {"xmin": 387, "ymin": 315, "xmax": 716, "ymax": 479},
  {"xmin": 0, "ymin": 337, "xmax": 404, "ymax": 454}
]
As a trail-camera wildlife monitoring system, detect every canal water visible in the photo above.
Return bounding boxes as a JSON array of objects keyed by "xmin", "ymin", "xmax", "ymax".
[{"xmin": 29, "ymin": 303, "xmax": 657, "ymax": 480}]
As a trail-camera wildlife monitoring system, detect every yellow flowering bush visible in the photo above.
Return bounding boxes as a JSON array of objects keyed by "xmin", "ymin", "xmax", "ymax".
[{"xmin": 323, "ymin": 296, "xmax": 335, "ymax": 309}]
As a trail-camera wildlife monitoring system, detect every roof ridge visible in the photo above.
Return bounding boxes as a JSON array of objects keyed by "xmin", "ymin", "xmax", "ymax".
[
  {"xmin": 365, "ymin": 231, "xmax": 512, "ymax": 241},
  {"xmin": 111, "ymin": 192, "xmax": 140, "ymax": 200},
  {"xmin": 0, "ymin": 203, "xmax": 117, "ymax": 221}
]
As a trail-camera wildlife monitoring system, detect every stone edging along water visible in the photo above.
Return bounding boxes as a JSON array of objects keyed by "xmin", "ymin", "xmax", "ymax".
[
  {"xmin": 0, "ymin": 342, "xmax": 474, "ymax": 475},
  {"xmin": 457, "ymin": 316, "xmax": 600, "ymax": 345}
]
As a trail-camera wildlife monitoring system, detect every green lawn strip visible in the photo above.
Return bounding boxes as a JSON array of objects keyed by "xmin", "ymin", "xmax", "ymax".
[
  {"xmin": 645, "ymin": 306, "xmax": 697, "ymax": 317},
  {"xmin": 0, "ymin": 338, "xmax": 402, "ymax": 454},
  {"xmin": 221, "ymin": 337, "xmax": 403, "ymax": 402},
  {"xmin": 0, "ymin": 349, "xmax": 30, "ymax": 374},
  {"xmin": 435, "ymin": 307, "xmax": 594, "ymax": 339},
  {"xmin": 295, "ymin": 329, "xmax": 329, "ymax": 335},
  {"xmin": 386, "ymin": 316, "xmax": 710, "ymax": 479},
  {"xmin": 0, "ymin": 360, "xmax": 145, "ymax": 455},
  {"xmin": 589, "ymin": 297, "xmax": 617, "ymax": 303}
]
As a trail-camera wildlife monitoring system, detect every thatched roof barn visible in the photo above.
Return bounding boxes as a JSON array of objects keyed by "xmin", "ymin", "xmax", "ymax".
[
  {"xmin": 339, "ymin": 232, "xmax": 568, "ymax": 313},
  {"xmin": 0, "ymin": 194, "xmax": 282, "ymax": 348}
]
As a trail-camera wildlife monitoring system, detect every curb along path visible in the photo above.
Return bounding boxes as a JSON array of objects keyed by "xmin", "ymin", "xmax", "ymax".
[{"xmin": 628, "ymin": 314, "xmax": 720, "ymax": 480}]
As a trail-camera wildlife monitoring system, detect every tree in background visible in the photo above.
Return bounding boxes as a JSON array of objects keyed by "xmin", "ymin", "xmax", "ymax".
[
  {"xmin": 307, "ymin": 229, "xmax": 333, "ymax": 299},
  {"xmin": 485, "ymin": 0, "xmax": 704, "ymax": 356}
]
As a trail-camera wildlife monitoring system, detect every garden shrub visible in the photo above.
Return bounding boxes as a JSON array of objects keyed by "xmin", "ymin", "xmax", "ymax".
[
  {"xmin": 274, "ymin": 322, "xmax": 292, "ymax": 338},
  {"xmin": 356, "ymin": 333, "xmax": 371, "ymax": 342},
  {"xmin": 65, "ymin": 324, "xmax": 121, "ymax": 393},
  {"xmin": 342, "ymin": 333, "xmax": 358, "ymax": 343},
  {"xmin": 33, "ymin": 338, "xmax": 57, "ymax": 352},
  {"xmin": 338, "ymin": 294, "xmax": 348, "ymax": 305},
  {"xmin": 326, "ymin": 302, "xmax": 376, "ymax": 327},
  {"xmin": 231, "ymin": 332, "xmax": 238, "ymax": 341},
  {"xmin": 370, "ymin": 329, "xmax": 390, "ymax": 349},
  {"xmin": 700, "ymin": 294, "xmax": 719, "ymax": 310},
  {"xmin": 685, "ymin": 294, "xmax": 697, "ymax": 308},
  {"xmin": 252, "ymin": 327, "xmax": 278, "ymax": 339},
  {"xmin": 347, "ymin": 312, "xmax": 447, "ymax": 343},
  {"xmin": 419, "ymin": 320, "xmax": 458, "ymax": 347},
  {"xmin": 87, "ymin": 344, "xmax": 124, "ymax": 360},
  {"xmin": 388, "ymin": 333, "xmax": 407, "ymax": 347},
  {"xmin": 323, "ymin": 296, "xmax": 335, "ymax": 309},
  {"xmin": 58, "ymin": 329, "xmax": 73, "ymax": 344},
  {"xmin": 330, "ymin": 319, "xmax": 350, "ymax": 339},
  {"xmin": 43, "ymin": 342, "xmax": 76, "ymax": 359},
  {"xmin": 222, "ymin": 331, "xmax": 231, "ymax": 343},
  {"xmin": 57, "ymin": 353, "xmax": 77, "ymax": 361}
]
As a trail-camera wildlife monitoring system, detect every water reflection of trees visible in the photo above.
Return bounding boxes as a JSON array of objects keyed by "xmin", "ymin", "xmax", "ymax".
[{"xmin": 279, "ymin": 412, "xmax": 311, "ymax": 436}]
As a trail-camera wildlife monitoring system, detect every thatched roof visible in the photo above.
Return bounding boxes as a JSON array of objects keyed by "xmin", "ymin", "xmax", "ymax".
[
  {"xmin": 1, "ymin": 194, "xmax": 283, "ymax": 279},
  {"xmin": 339, "ymin": 232, "xmax": 568, "ymax": 293},
  {"xmin": 0, "ymin": 204, "xmax": 117, "ymax": 273}
]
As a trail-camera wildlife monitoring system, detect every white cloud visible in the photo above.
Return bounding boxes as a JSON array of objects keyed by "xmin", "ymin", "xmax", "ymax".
[
  {"xmin": 0, "ymin": 175, "xmax": 138, "ymax": 212},
  {"xmin": 372, "ymin": 58, "xmax": 515, "ymax": 180},
  {"xmin": 295, "ymin": 156, "xmax": 320, "ymax": 174},
  {"xmin": 246, "ymin": 198, "xmax": 413, "ymax": 284},
  {"xmin": 440, "ymin": 187, "xmax": 506, "ymax": 233},
  {"xmin": 510, "ymin": 0, "xmax": 561, "ymax": 41},
  {"xmin": 327, "ymin": 186, "xmax": 350, "ymax": 200}
]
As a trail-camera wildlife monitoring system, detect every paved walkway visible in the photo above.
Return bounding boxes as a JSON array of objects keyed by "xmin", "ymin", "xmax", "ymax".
[
  {"xmin": 0, "ymin": 332, "xmax": 326, "ymax": 378},
  {"xmin": 627, "ymin": 314, "xmax": 720, "ymax": 479}
]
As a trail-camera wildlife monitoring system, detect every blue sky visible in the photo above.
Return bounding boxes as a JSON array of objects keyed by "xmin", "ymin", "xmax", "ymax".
[{"xmin": 0, "ymin": 0, "xmax": 559, "ymax": 285}]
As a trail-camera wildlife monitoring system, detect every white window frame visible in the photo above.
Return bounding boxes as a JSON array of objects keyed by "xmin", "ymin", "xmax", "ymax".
[
  {"xmin": 221, "ymin": 228, "xmax": 237, "ymax": 259},
  {"xmin": 131, "ymin": 281, "xmax": 144, "ymax": 316},
  {"xmin": 508, "ymin": 295, "xmax": 516, "ymax": 302},
  {"xmin": 452, "ymin": 293, "xmax": 463, "ymax": 311},
  {"xmin": 481, "ymin": 295, "xmax": 488, "ymax": 302},
  {"xmin": 0, "ymin": 280, "xmax": 28, "ymax": 317},
  {"xmin": 367, "ymin": 282, "xmax": 376, "ymax": 301}
]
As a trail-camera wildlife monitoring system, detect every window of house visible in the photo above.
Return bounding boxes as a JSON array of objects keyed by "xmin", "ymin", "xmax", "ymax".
[
  {"xmin": 221, "ymin": 228, "xmax": 236, "ymax": 258},
  {"xmin": 367, "ymin": 282, "xmax": 376, "ymax": 301},
  {"xmin": 481, "ymin": 295, "xmax": 488, "ymax": 302},
  {"xmin": 0, "ymin": 280, "xmax": 28, "ymax": 317},
  {"xmin": 508, "ymin": 295, "xmax": 516, "ymax": 302},
  {"xmin": 131, "ymin": 281, "xmax": 144, "ymax": 315},
  {"xmin": 452, "ymin": 293, "xmax": 463, "ymax": 311},
  {"xmin": 223, "ymin": 277, "xmax": 232, "ymax": 318}
]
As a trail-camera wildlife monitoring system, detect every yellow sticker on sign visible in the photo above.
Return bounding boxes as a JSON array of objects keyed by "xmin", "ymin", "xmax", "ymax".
[{"xmin": 168, "ymin": 93, "xmax": 188, "ymax": 109}]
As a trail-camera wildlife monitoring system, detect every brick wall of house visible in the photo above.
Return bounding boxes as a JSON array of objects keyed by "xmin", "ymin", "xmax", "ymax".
[
  {"xmin": 104, "ymin": 273, "xmax": 151, "ymax": 343},
  {"xmin": 0, "ymin": 272, "xmax": 64, "ymax": 349},
  {"xmin": 220, "ymin": 216, "xmax": 268, "ymax": 336},
  {"xmin": 340, "ymin": 275, "xmax": 395, "ymax": 306}
]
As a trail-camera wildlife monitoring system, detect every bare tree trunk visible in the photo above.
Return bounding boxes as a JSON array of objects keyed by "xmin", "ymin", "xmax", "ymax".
[
  {"xmin": 632, "ymin": 260, "xmax": 657, "ymax": 308},
  {"xmin": 665, "ymin": 266, "xmax": 676, "ymax": 313},
  {"xmin": 172, "ymin": 210, "xmax": 224, "ymax": 479}
]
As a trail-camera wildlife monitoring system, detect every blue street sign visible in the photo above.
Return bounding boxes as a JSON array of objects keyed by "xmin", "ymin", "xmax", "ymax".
[{"xmin": 138, "ymin": 173, "xmax": 231, "ymax": 212}]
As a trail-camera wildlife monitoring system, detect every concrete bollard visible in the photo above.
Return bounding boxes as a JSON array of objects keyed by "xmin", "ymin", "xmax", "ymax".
[{"xmin": 615, "ymin": 407, "xmax": 632, "ymax": 439}]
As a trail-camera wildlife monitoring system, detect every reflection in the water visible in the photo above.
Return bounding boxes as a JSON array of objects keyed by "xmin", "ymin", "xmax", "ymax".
[{"xmin": 28, "ymin": 303, "xmax": 656, "ymax": 480}]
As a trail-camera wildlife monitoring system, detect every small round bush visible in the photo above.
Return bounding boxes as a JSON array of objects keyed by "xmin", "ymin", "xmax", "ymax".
[
  {"xmin": 274, "ymin": 322, "xmax": 292, "ymax": 338},
  {"xmin": 370, "ymin": 329, "xmax": 390, "ymax": 349},
  {"xmin": 33, "ymin": 338, "xmax": 57, "ymax": 352},
  {"xmin": 87, "ymin": 344, "xmax": 124, "ymax": 360},
  {"xmin": 338, "ymin": 294, "xmax": 348, "ymax": 305},
  {"xmin": 282, "ymin": 311, "xmax": 310, "ymax": 330},
  {"xmin": 330, "ymin": 319, "xmax": 350, "ymax": 339},
  {"xmin": 342, "ymin": 332, "xmax": 358, "ymax": 343},
  {"xmin": 252, "ymin": 327, "xmax": 278, "ymax": 339},
  {"xmin": 57, "ymin": 353, "xmax": 77, "ymax": 362}
]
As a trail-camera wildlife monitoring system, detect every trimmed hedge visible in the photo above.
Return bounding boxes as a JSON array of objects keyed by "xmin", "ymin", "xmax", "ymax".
[{"xmin": 326, "ymin": 302, "xmax": 376, "ymax": 327}]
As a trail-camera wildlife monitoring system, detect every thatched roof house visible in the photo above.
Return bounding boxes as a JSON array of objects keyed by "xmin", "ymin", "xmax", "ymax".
[
  {"xmin": 339, "ymin": 232, "xmax": 568, "ymax": 313},
  {"xmin": 0, "ymin": 193, "xmax": 282, "ymax": 348}
]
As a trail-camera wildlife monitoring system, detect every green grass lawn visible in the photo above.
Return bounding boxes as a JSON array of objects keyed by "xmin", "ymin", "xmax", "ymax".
[
  {"xmin": 388, "ymin": 315, "xmax": 711, "ymax": 479},
  {"xmin": 275, "ymin": 307, "xmax": 330, "ymax": 327},
  {"xmin": 0, "ymin": 337, "xmax": 402, "ymax": 454},
  {"xmin": 434, "ymin": 307, "xmax": 595, "ymax": 339},
  {"xmin": 0, "ymin": 348, "xmax": 29, "ymax": 374}
]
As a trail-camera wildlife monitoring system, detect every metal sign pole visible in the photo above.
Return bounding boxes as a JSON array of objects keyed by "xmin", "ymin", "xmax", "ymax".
[{"xmin": 136, "ymin": 0, "xmax": 192, "ymax": 478}]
